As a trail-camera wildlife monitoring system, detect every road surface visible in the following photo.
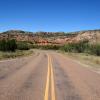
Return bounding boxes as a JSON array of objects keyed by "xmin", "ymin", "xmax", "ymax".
[{"xmin": 0, "ymin": 50, "xmax": 100, "ymax": 100}]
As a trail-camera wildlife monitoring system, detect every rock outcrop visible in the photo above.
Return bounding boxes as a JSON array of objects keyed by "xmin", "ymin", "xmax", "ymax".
[{"xmin": 0, "ymin": 29, "xmax": 100, "ymax": 45}]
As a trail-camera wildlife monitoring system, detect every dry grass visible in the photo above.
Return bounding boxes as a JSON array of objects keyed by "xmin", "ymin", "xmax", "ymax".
[
  {"xmin": 0, "ymin": 49, "xmax": 34, "ymax": 60},
  {"xmin": 64, "ymin": 52, "xmax": 100, "ymax": 69}
]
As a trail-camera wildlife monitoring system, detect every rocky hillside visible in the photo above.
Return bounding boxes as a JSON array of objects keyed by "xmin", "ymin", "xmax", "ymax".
[
  {"xmin": 51, "ymin": 30, "xmax": 100, "ymax": 44},
  {"xmin": 71, "ymin": 30, "xmax": 100, "ymax": 44},
  {"xmin": 0, "ymin": 30, "xmax": 45, "ymax": 43},
  {"xmin": 0, "ymin": 29, "xmax": 100, "ymax": 45}
]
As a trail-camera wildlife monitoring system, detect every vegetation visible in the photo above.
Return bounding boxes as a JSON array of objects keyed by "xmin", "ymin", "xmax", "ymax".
[
  {"xmin": 89, "ymin": 45, "xmax": 100, "ymax": 56},
  {"xmin": 60, "ymin": 41, "xmax": 100, "ymax": 56},
  {"xmin": 32, "ymin": 40, "xmax": 100, "ymax": 56},
  {"xmin": 0, "ymin": 40, "xmax": 33, "ymax": 52},
  {"xmin": 64, "ymin": 53, "xmax": 100, "ymax": 68},
  {"xmin": 17, "ymin": 41, "xmax": 30, "ymax": 50},
  {"xmin": 0, "ymin": 39, "xmax": 17, "ymax": 52},
  {"xmin": 0, "ymin": 39, "xmax": 100, "ymax": 57},
  {"xmin": 0, "ymin": 50, "xmax": 33, "ymax": 60},
  {"xmin": 33, "ymin": 45, "xmax": 61, "ymax": 50},
  {"xmin": 0, "ymin": 40, "xmax": 33, "ymax": 59}
]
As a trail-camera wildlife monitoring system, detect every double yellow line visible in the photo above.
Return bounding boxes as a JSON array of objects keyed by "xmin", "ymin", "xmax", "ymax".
[{"xmin": 44, "ymin": 55, "xmax": 56, "ymax": 100}]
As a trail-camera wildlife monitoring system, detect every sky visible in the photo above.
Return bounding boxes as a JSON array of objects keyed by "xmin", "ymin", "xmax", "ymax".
[{"xmin": 0, "ymin": 0, "xmax": 100, "ymax": 32}]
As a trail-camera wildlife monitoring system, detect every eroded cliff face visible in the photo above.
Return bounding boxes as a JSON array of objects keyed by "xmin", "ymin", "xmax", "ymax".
[
  {"xmin": 0, "ymin": 30, "xmax": 100, "ymax": 45},
  {"xmin": 52, "ymin": 30, "xmax": 100, "ymax": 44},
  {"xmin": 72, "ymin": 30, "xmax": 100, "ymax": 44}
]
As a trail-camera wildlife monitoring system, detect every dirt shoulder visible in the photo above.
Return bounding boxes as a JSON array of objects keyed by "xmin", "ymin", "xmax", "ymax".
[
  {"xmin": 0, "ymin": 51, "xmax": 39, "ymax": 80},
  {"xmin": 59, "ymin": 51, "xmax": 100, "ymax": 72}
]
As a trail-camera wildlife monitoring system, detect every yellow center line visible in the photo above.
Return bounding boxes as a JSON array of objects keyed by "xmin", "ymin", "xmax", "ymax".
[
  {"xmin": 44, "ymin": 54, "xmax": 56, "ymax": 100},
  {"xmin": 50, "ymin": 56, "xmax": 56, "ymax": 100},
  {"xmin": 44, "ymin": 55, "xmax": 50, "ymax": 100}
]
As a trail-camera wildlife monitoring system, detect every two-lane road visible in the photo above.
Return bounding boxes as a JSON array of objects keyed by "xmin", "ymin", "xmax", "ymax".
[{"xmin": 0, "ymin": 51, "xmax": 100, "ymax": 100}]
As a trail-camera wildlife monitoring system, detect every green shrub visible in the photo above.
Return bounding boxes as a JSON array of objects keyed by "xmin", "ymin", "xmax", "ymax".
[
  {"xmin": 17, "ymin": 42, "xmax": 30, "ymax": 50},
  {"xmin": 60, "ymin": 41, "xmax": 100, "ymax": 56},
  {"xmin": 60, "ymin": 40, "xmax": 89, "ymax": 52},
  {"xmin": 42, "ymin": 45, "xmax": 61, "ymax": 50},
  {"xmin": 89, "ymin": 44, "xmax": 100, "ymax": 56},
  {"xmin": 0, "ymin": 39, "xmax": 17, "ymax": 52},
  {"xmin": 32, "ymin": 44, "xmax": 61, "ymax": 50}
]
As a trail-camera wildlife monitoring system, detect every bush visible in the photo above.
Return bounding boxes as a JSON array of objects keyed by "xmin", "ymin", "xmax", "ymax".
[
  {"xmin": 42, "ymin": 45, "xmax": 61, "ymax": 50},
  {"xmin": 60, "ymin": 41, "xmax": 89, "ymax": 53},
  {"xmin": 32, "ymin": 45, "xmax": 61, "ymax": 50},
  {"xmin": 60, "ymin": 41, "xmax": 100, "ymax": 56},
  {"xmin": 89, "ymin": 44, "xmax": 100, "ymax": 56},
  {"xmin": 17, "ymin": 42, "xmax": 30, "ymax": 50},
  {"xmin": 0, "ymin": 39, "xmax": 17, "ymax": 52}
]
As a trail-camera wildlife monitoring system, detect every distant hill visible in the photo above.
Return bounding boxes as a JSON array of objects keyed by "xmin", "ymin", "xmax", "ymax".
[
  {"xmin": 70, "ymin": 30, "xmax": 100, "ymax": 44},
  {"xmin": 0, "ymin": 29, "xmax": 100, "ymax": 45}
]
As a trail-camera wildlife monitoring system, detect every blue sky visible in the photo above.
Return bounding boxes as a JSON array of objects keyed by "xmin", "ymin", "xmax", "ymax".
[{"xmin": 0, "ymin": 0, "xmax": 100, "ymax": 32}]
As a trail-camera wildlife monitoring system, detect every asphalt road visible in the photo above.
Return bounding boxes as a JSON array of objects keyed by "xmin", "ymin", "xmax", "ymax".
[{"xmin": 0, "ymin": 50, "xmax": 100, "ymax": 100}]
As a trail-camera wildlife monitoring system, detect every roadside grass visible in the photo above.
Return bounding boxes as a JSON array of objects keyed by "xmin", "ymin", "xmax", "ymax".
[
  {"xmin": 61, "ymin": 52, "xmax": 100, "ymax": 69},
  {"xmin": 0, "ymin": 49, "xmax": 34, "ymax": 60}
]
